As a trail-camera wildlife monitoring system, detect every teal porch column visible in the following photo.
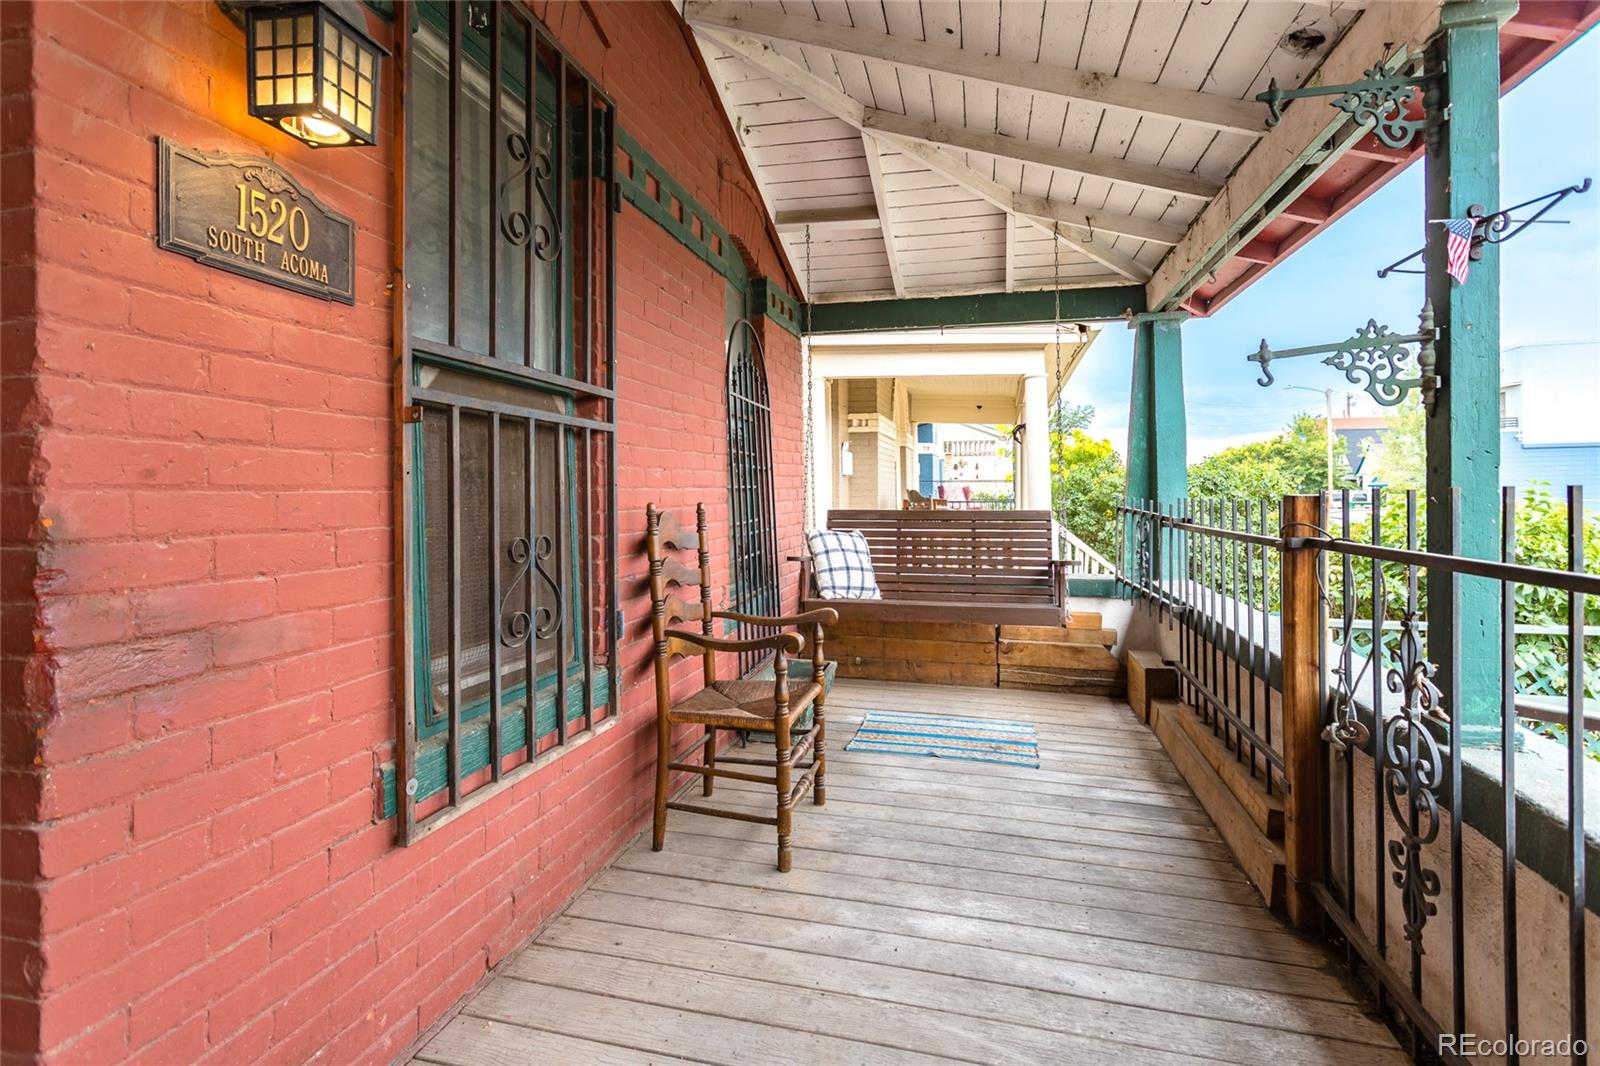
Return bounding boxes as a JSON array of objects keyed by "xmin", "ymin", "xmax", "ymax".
[
  {"xmin": 1425, "ymin": 0, "xmax": 1515, "ymax": 746},
  {"xmin": 1125, "ymin": 313, "xmax": 1189, "ymax": 579}
]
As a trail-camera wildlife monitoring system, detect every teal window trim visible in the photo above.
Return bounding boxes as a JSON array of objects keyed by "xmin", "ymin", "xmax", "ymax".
[{"xmin": 381, "ymin": 664, "xmax": 611, "ymax": 818}]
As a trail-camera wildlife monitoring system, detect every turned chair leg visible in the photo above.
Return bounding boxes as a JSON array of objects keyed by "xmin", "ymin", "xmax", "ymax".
[
  {"xmin": 652, "ymin": 714, "xmax": 670, "ymax": 851},
  {"xmin": 813, "ymin": 693, "xmax": 827, "ymax": 806},
  {"xmin": 774, "ymin": 658, "xmax": 793, "ymax": 873},
  {"xmin": 775, "ymin": 719, "xmax": 793, "ymax": 873},
  {"xmin": 702, "ymin": 725, "xmax": 716, "ymax": 796}
]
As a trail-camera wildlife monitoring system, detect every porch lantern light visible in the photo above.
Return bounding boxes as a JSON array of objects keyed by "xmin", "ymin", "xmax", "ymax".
[{"xmin": 243, "ymin": 1, "xmax": 385, "ymax": 148}]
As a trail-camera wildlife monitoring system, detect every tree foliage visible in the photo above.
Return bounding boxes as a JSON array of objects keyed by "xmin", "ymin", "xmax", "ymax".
[
  {"xmin": 1186, "ymin": 412, "xmax": 1353, "ymax": 500},
  {"xmin": 1363, "ymin": 394, "xmax": 1427, "ymax": 488},
  {"xmin": 1051, "ymin": 428, "xmax": 1125, "ymax": 560}
]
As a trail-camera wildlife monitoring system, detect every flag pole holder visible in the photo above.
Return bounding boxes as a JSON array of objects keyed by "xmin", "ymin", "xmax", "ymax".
[
  {"xmin": 1377, "ymin": 178, "xmax": 1592, "ymax": 278},
  {"xmin": 1246, "ymin": 301, "xmax": 1440, "ymax": 414}
]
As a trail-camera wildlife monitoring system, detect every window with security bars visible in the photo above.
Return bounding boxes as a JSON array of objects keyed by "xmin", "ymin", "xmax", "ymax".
[
  {"xmin": 397, "ymin": 0, "xmax": 617, "ymax": 841},
  {"xmin": 724, "ymin": 288, "xmax": 782, "ymax": 677}
]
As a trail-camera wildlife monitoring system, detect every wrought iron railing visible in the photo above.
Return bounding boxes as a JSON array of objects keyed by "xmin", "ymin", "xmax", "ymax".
[
  {"xmin": 1117, "ymin": 498, "xmax": 1286, "ymax": 793},
  {"xmin": 1116, "ymin": 489, "xmax": 1599, "ymax": 1061}
]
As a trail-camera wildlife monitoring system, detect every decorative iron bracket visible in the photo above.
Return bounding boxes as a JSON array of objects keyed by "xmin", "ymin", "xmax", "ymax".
[
  {"xmin": 1257, "ymin": 62, "xmax": 1435, "ymax": 149},
  {"xmin": 1248, "ymin": 301, "xmax": 1440, "ymax": 412},
  {"xmin": 1377, "ymin": 178, "xmax": 1591, "ymax": 277}
]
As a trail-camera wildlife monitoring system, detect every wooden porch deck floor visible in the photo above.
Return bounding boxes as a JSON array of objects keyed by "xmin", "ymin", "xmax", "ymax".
[{"xmin": 412, "ymin": 679, "xmax": 1403, "ymax": 1066}]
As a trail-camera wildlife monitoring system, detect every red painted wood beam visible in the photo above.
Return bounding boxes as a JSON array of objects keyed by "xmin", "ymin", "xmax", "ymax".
[
  {"xmin": 1234, "ymin": 239, "xmax": 1279, "ymax": 265},
  {"xmin": 1281, "ymin": 195, "xmax": 1333, "ymax": 224},
  {"xmin": 1504, "ymin": 2, "xmax": 1588, "ymax": 41},
  {"xmin": 1188, "ymin": 1, "xmax": 1600, "ymax": 316}
]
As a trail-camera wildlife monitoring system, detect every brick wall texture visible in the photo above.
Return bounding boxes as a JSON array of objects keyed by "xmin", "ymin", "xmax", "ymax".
[{"xmin": 0, "ymin": 2, "xmax": 805, "ymax": 1062}]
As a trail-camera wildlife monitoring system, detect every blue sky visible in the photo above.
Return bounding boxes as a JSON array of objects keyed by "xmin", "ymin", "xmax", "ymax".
[{"xmin": 1073, "ymin": 27, "xmax": 1600, "ymax": 459}]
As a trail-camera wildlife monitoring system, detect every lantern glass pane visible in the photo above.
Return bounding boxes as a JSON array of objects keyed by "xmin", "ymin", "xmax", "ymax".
[
  {"xmin": 322, "ymin": 82, "xmax": 338, "ymax": 111},
  {"xmin": 295, "ymin": 14, "xmax": 312, "ymax": 43},
  {"xmin": 296, "ymin": 75, "xmax": 313, "ymax": 101},
  {"xmin": 295, "ymin": 47, "xmax": 312, "ymax": 75},
  {"xmin": 341, "ymin": 36, "xmax": 356, "ymax": 64},
  {"xmin": 358, "ymin": 49, "xmax": 373, "ymax": 77},
  {"xmin": 255, "ymin": 80, "xmax": 272, "ymax": 106},
  {"xmin": 357, "ymin": 103, "xmax": 371, "ymax": 132},
  {"xmin": 254, "ymin": 19, "xmax": 272, "ymax": 46}
]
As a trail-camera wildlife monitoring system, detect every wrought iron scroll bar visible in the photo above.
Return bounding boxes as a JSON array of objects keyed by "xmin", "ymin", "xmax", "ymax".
[
  {"xmin": 1256, "ymin": 60, "xmax": 1435, "ymax": 149},
  {"xmin": 1377, "ymin": 177, "xmax": 1592, "ymax": 278},
  {"xmin": 1247, "ymin": 301, "xmax": 1439, "ymax": 412}
]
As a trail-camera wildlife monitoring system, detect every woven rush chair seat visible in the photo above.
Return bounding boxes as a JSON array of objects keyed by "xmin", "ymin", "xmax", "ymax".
[{"xmin": 672, "ymin": 679, "xmax": 823, "ymax": 730}]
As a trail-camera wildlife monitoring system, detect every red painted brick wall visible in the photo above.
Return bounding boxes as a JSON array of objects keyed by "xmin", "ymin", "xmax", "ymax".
[{"xmin": 0, "ymin": 2, "xmax": 805, "ymax": 1063}]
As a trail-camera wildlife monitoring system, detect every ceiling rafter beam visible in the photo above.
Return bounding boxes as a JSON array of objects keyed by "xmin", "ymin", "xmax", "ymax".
[
  {"xmin": 887, "ymin": 138, "xmax": 1153, "ymax": 282},
  {"xmin": 859, "ymin": 133, "xmax": 906, "ymax": 297},
  {"xmin": 1005, "ymin": 221, "xmax": 1016, "ymax": 293},
  {"xmin": 860, "ymin": 109, "xmax": 1223, "ymax": 201},
  {"xmin": 684, "ymin": 1, "xmax": 1266, "ymax": 136},
  {"xmin": 698, "ymin": 26, "xmax": 1152, "ymax": 283}
]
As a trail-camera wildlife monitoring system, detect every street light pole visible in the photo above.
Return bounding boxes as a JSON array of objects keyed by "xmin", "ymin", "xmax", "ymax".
[{"xmin": 1285, "ymin": 385, "xmax": 1336, "ymax": 492}]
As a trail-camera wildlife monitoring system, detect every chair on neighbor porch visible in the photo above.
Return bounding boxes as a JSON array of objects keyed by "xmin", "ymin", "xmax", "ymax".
[{"xmin": 645, "ymin": 503, "xmax": 838, "ymax": 872}]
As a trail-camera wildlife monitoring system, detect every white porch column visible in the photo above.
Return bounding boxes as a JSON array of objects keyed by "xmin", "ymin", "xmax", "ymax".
[
  {"xmin": 1021, "ymin": 373, "xmax": 1049, "ymax": 513},
  {"xmin": 808, "ymin": 371, "xmax": 832, "ymax": 528}
]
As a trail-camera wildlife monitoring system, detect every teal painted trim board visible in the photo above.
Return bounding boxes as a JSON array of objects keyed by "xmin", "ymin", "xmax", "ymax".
[
  {"xmin": 614, "ymin": 128, "xmax": 748, "ymax": 287},
  {"xmin": 805, "ymin": 286, "xmax": 1146, "ymax": 333},
  {"xmin": 379, "ymin": 667, "xmax": 612, "ymax": 819},
  {"xmin": 753, "ymin": 278, "xmax": 803, "ymax": 337}
]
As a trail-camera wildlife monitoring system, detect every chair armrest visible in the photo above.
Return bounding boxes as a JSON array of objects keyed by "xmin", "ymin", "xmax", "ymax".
[
  {"xmin": 712, "ymin": 608, "xmax": 840, "ymax": 628},
  {"xmin": 664, "ymin": 628, "xmax": 804, "ymax": 656}
]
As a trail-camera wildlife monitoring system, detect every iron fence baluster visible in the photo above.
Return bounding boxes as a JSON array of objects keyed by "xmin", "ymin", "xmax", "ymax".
[
  {"xmin": 1372, "ymin": 485, "xmax": 1389, "ymax": 1017},
  {"xmin": 489, "ymin": 411, "xmax": 502, "ymax": 779},
  {"xmin": 1501, "ymin": 486, "xmax": 1520, "ymax": 1063},
  {"xmin": 1568, "ymin": 485, "xmax": 1587, "ymax": 1064},
  {"xmin": 1448, "ymin": 492, "xmax": 1466, "ymax": 1037},
  {"xmin": 448, "ymin": 406, "xmax": 462, "ymax": 803}
]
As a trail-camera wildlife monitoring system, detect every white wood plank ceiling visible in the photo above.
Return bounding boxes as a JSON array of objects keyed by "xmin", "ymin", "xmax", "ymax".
[{"xmin": 687, "ymin": 0, "xmax": 1363, "ymax": 302}]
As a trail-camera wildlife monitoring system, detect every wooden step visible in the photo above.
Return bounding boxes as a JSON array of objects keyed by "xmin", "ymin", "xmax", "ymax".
[
  {"xmin": 1150, "ymin": 699, "xmax": 1285, "ymax": 910},
  {"xmin": 836, "ymin": 658, "xmax": 996, "ymax": 687},
  {"xmin": 829, "ymin": 620, "xmax": 997, "ymax": 644},
  {"xmin": 999, "ymin": 623, "xmax": 1117, "ymax": 648},
  {"xmin": 1125, "ymin": 650, "xmax": 1178, "ymax": 725},
  {"xmin": 1150, "ymin": 699, "xmax": 1283, "ymax": 839},
  {"xmin": 832, "ymin": 634, "xmax": 996, "ymax": 666},
  {"xmin": 996, "ymin": 638, "xmax": 1124, "ymax": 697},
  {"xmin": 998, "ymin": 667, "xmax": 1125, "ymax": 697}
]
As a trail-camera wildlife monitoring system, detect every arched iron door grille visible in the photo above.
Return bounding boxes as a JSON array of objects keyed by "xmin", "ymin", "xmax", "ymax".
[{"xmin": 726, "ymin": 318, "xmax": 782, "ymax": 676}]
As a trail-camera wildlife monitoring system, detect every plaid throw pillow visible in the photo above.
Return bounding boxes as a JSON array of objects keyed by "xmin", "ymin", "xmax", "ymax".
[{"xmin": 807, "ymin": 529, "xmax": 882, "ymax": 600}]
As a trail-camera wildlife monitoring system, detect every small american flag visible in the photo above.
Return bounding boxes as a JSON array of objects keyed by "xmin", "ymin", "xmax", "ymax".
[{"xmin": 1439, "ymin": 218, "xmax": 1477, "ymax": 284}]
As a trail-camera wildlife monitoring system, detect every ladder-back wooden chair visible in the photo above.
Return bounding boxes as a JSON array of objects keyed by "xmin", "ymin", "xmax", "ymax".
[{"xmin": 646, "ymin": 503, "xmax": 837, "ymax": 872}]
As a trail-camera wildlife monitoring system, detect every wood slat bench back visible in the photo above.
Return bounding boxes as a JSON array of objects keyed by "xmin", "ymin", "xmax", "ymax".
[{"xmin": 827, "ymin": 509, "xmax": 1058, "ymax": 605}]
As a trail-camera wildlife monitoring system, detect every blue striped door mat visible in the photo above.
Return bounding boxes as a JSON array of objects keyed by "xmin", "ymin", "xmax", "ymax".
[{"xmin": 845, "ymin": 711, "xmax": 1040, "ymax": 768}]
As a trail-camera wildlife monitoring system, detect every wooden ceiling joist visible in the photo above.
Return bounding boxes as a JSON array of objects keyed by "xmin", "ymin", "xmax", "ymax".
[
  {"xmin": 700, "ymin": 26, "xmax": 1156, "ymax": 282},
  {"xmin": 683, "ymin": 1, "xmax": 1267, "ymax": 136},
  {"xmin": 860, "ymin": 133, "xmax": 906, "ymax": 298},
  {"xmin": 859, "ymin": 109, "xmax": 1224, "ymax": 202}
]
